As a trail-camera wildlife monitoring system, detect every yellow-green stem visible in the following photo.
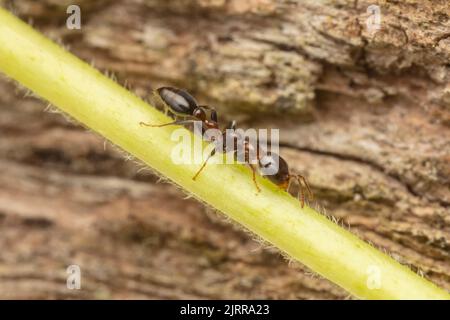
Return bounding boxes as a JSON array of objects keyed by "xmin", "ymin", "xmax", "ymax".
[{"xmin": 0, "ymin": 8, "xmax": 447, "ymax": 299}]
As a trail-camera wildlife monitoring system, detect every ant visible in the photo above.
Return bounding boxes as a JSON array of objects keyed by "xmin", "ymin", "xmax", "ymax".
[{"xmin": 140, "ymin": 86, "xmax": 314, "ymax": 207}]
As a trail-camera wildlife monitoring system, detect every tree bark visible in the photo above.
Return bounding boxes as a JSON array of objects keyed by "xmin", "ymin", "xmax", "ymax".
[{"xmin": 0, "ymin": 0, "xmax": 448, "ymax": 299}]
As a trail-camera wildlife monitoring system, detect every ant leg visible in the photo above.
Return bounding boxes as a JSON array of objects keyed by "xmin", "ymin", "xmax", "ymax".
[
  {"xmin": 281, "ymin": 176, "xmax": 305, "ymax": 207},
  {"xmin": 297, "ymin": 178, "xmax": 306, "ymax": 208},
  {"xmin": 192, "ymin": 148, "xmax": 216, "ymax": 181},
  {"xmin": 291, "ymin": 175, "xmax": 313, "ymax": 208},
  {"xmin": 287, "ymin": 175, "xmax": 305, "ymax": 208},
  {"xmin": 248, "ymin": 163, "xmax": 261, "ymax": 193},
  {"xmin": 140, "ymin": 119, "xmax": 198, "ymax": 128},
  {"xmin": 298, "ymin": 175, "xmax": 313, "ymax": 201}
]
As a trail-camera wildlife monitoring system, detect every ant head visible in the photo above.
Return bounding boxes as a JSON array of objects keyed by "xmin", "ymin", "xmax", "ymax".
[{"xmin": 157, "ymin": 87, "xmax": 197, "ymax": 116}]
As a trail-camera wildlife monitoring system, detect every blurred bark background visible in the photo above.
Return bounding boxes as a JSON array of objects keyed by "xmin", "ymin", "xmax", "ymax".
[{"xmin": 0, "ymin": 0, "xmax": 449, "ymax": 299}]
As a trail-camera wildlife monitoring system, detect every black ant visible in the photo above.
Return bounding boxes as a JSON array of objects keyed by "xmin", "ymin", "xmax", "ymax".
[{"xmin": 141, "ymin": 86, "xmax": 314, "ymax": 207}]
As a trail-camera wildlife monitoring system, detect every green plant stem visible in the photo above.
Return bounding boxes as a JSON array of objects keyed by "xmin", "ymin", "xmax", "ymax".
[{"xmin": 0, "ymin": 8, "xmax": 448, "ymax": 299}]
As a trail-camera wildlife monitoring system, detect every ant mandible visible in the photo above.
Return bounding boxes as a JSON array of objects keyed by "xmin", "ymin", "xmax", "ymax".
[{"xmin": 140, "ymin": 86, "xmax": 314, "ymax": 208}]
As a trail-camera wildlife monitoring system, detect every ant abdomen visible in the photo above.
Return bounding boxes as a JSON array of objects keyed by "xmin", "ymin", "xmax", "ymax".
[{"xmin": 157, "ymin": 86, "xmax": 198, "ymax": 116}]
